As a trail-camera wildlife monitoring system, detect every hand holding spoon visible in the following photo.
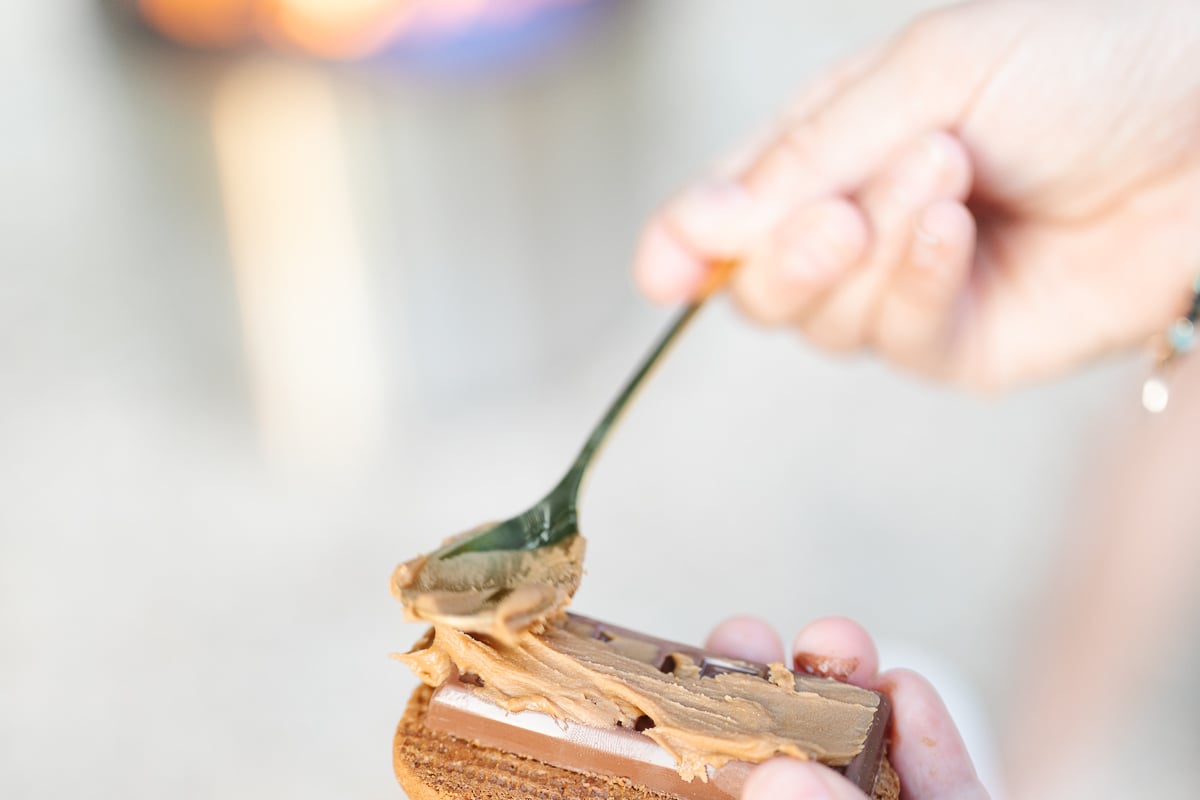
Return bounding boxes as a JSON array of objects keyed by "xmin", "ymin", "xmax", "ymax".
[{"xmin": 392, "ymin": 263, "xmax": 734, "ymax": 641}]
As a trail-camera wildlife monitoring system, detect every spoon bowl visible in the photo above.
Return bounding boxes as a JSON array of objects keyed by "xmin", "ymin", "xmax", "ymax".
[{"xmin": 393, "ymin": 263, "xmax": 734, "ymax": 639}]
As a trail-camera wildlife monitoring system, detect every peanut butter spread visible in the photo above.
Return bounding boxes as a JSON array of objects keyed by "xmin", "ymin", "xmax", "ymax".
[
  {"xmin": 392, "ymin": 533, "xmax": 878, "ymax": 781},
  {"xmin": 390, "ymin": 530, "xmax": 586, "ymax": 643},
  {"xmin": 394, "ymin": 619, "xmax": 879, "ymax": 782}
]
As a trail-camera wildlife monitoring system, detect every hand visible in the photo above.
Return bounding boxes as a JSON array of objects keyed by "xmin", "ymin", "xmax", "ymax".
[
  {"xmin": 635, "ymin": 0, "xmax": 1200, "ymax": 390},
  {"xmin": 704, "ymin": 616, "xmax": 989, "ymax": 799}
]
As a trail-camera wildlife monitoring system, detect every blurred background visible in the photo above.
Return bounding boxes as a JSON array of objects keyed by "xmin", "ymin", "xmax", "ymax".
[{"xmin": 3, "ymin": 1, "xmax": 1198, "ymax": 798}]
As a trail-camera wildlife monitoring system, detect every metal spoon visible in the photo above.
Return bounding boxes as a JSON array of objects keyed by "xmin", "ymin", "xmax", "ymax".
[{"xmin": 393, "ymin": 262, "xmax": 734, "ymax": 637}]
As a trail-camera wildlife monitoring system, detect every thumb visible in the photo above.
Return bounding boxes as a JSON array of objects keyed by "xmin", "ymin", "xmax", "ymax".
[{"xmin": 741, "ymin": 758, "xmax": 866, "ymax": 800}]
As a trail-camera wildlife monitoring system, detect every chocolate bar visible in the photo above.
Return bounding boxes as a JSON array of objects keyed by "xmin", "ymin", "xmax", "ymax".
[{"xmin": 423, "ymin": 613, "xmax": 892, "ymax": 799}]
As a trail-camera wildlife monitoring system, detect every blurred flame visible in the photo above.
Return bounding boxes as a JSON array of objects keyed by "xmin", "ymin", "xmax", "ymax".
[
  {"xmin": 138, "ymin": 0, "xmax": 590, "ymax": 59},
  {"xmin": 139, "ymin": 0, "xmax": 255, "ymax": 48},
  {"xmin": 261, "ymin": 0, "xmax": 417, "ymax": 59}
]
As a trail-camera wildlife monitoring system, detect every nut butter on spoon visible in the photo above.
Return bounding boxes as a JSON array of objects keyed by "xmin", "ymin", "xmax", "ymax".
[{"xmin": 392, "ymin": 262, "xmax": 735, "ymax": 642}]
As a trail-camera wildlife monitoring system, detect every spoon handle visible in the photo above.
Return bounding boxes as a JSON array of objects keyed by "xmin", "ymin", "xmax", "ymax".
[
  {"xmin": 553, "ymin": 261, "xmax": 737, "ymax": 502},
  {"xmin": 440, "ymin": 262, "xmax": 735, "ymax": 558}
]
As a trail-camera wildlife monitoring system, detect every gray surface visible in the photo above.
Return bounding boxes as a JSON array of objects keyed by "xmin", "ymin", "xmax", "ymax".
[{"xmin": 1, "ymin": 2, "xmax": 1190, "ymax": 798}]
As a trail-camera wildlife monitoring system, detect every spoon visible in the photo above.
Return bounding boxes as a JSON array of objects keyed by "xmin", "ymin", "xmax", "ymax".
[{"xmin": 393, "ymin": 262, "xmax": 735, "ymax": 638}]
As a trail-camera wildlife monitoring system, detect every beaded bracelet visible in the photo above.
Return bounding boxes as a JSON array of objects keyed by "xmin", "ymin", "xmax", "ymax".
[{"xmin": 1142, "ymin": 274, "xmax": 1200, "ymax": 413}]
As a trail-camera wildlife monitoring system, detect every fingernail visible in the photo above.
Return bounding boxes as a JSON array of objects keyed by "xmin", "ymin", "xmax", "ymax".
[
  {"xmin": 671, "ymin": 178, "xmax": 757, "ymax": 233},
  {"xmin": 635, "ymin": 224, "xmax": 706, "ymax": 302},
  {"xmin": 790, "ymin": 618, "xmax": 877, "ymax": 686},
  {"xmin": 923, "ymin": 131, "xmax": 951, "ymax": 167},
  {"xmin": 891, "ymin": 134, "xmax": 949, "ymax": 203},
  {"xmin": 794, "ymin": 652, "xmax": 859, "ymax": 681},
  {"xmin": 913, "ymin": 218, "xmax": 941, "ymax": 246},
  {"xmin": 912, "ymin": 201, "xmax": 960, "ymax": 270}
]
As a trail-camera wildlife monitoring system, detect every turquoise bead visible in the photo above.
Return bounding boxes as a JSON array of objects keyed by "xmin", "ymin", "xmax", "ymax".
[{"xmin": 1169, "ymin": 318, "xmax": 1196, "ymax": 353}]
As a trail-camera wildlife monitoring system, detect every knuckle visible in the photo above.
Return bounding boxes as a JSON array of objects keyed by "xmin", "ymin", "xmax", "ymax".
[{"xmin": 730, "ymin": 278, "xmax": 792, "ymax": 328}]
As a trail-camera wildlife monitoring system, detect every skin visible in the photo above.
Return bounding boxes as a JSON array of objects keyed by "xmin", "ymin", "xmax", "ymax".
[
  {"xmin": 706, "ymin": 616, "xmax": 990, "ymax": 800},
  {"xmin": 634, "ymin": 0, "xmax": 1200, "ymax": 389},
  {"xmin": 1004, "ymin": 354, "xmax": 1200, "ymax": 797},
  {"xmin": 641, "ymin": 2, "xmax": 1200, "ymax": 794}
]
